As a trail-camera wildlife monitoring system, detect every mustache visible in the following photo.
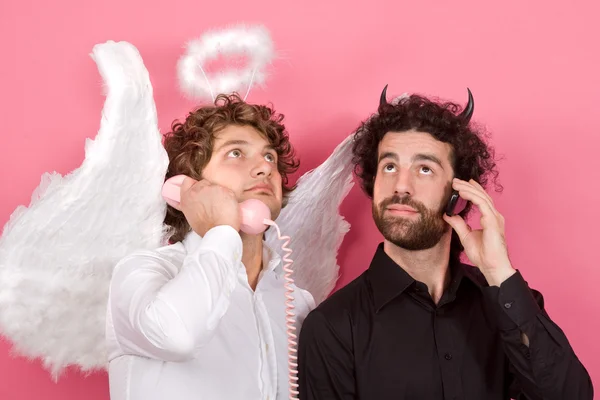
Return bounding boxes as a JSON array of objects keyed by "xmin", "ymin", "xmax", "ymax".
[{"xmin": 379, "ymin": 195, "xmax": 426, "ymax": 213}]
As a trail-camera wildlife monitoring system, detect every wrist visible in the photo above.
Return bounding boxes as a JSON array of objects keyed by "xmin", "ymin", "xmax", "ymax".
[
  {"xmin": 190, "ymin": 218, "xmax": 240, "ymax": 237},
  {"xmin": 218, "ymin": 218, "xmax": 241, "ymax": 232},
  {"xmin": 481, "ymin": 265, "xmax": 517, "ymax": 287}
]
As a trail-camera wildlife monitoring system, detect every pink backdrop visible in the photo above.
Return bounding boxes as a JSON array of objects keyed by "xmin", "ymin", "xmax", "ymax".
[{"xmin": 1, "ymin": 0, "xmax": 599, "ymax": 398}]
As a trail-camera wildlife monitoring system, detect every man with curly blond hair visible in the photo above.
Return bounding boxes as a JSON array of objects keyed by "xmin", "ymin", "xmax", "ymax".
[{"xmin": 105, "ymin": 93, "xmax": 315, "ymax": 400}]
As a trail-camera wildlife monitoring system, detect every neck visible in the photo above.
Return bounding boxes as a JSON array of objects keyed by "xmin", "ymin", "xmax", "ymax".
[
  {"xmin": 383, "ymin": 232, "xmax": 452, "ymax": 304},
  {"xmin": 240, "ymin": 232, "xmax": 264, "ymax": 291}
]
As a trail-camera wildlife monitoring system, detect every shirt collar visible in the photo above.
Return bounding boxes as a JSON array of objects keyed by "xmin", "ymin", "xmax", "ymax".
[
  {"xmin": 182, "ymin": 230, "xmax": 202, "ymax": 251},
  {"xmin": 368, "ymin": 243, "xmax": 473, "ymax": 312},
  {"xmin": 368, "ymin": 244, "xmax": 414, "ymax": 312},
  {"xmin": 262, "ymin": 242, "xmax": 281, "ymax": 273}
]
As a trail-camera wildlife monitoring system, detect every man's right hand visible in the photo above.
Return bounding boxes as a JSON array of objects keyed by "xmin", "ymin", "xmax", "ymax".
[{"xmin": 179, "ymin": 177, "xmax": 241, "ymax": 237}]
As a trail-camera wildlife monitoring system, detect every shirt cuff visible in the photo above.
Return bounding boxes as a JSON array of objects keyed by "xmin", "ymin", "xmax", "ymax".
[
  {"xmin": 195, "ymin": 225, "xmax": 243, "ymax": 266},
  {"xmin": 482, "ymin": 270, "xmax": 541, "ymax": 331}
]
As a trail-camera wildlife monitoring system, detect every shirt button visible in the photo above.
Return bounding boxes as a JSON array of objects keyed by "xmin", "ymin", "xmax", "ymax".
[
  {"xmin": 504, "ymin": 302, "xmax": 512, "ymax": 309},
  {"xmin": 265, "ymin": 344, "xmax": 269, "ymax": 352},
  {"xmin": 444, "ymin": 353, "xmax": 452, "ymax": 360}
]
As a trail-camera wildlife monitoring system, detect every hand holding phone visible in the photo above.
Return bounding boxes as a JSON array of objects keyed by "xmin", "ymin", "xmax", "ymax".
[{"xmin": 162, "ymin": 175, "xmax": 271, "ymax": 235}]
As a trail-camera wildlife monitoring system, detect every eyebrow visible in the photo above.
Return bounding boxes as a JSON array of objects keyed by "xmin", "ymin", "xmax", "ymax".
[
  {"xmin": 378, "ymin": 152, "xmax": 398, "ymax": 164},
  {"xmin": 215, "ymin": 139, "xmax": 275, "ymax": 152},
  {"xmin": 413, "ymin": 153, "xmax": 444, "ymax": 169},
  {"xmin": 378, "ymin": 152, "xmax": 445, "ymax": 169}
]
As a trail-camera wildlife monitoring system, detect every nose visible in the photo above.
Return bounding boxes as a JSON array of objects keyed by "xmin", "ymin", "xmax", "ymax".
[
  {"xmin": 393, "ymin": 169, "xmax": 414, "ymax": 197},
  {"xmin": 251, "ymin": 155, "xmax": 273, "ymax": 178}
]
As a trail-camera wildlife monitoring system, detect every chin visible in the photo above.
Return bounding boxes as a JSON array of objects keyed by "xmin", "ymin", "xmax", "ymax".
[{"xmin": 244, "ymin": 193, "xmax": 282, "ymax": 216}]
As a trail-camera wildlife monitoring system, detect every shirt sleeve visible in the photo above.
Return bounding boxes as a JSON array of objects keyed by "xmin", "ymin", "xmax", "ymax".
[
  {"xmin": 482, "ymin": 270, "xmax": 594, "ymax": 399},
  {"xmin": 298, "ymin": 309, "xmax": 357, "ymax": 400},
  {"xmin": 108, "ymin": 225, "xmax": 243, "ymax": 362}
]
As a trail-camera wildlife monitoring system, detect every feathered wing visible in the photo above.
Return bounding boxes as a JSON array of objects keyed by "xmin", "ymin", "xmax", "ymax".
[
  {"xmin": 0, "ymin": 41, "xmax": 169, "ymax": 377},
  {"xmin": 265, "ymin": 135, "xmax": 355, "ymax": 305}
]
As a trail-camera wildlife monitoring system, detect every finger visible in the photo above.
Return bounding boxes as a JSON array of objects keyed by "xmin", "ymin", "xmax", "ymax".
[
  {"xmin": 453, "ymin": 180, "xmax": 498, "ymax": 216},
  {"xmin": 453, "ymin": 182, "xmax": 490, "ymax": 208},
  {"xmin": 452, "ymin": 179, "xmax": 494, "ymax": 208},
  {"xmin": 443, "ymin": 213, "xmax": 472, "ymax": 241},
  {"xmin": 468, "ymin": 180, "xmax": 505, "ymax": 226},
  {"xmin": 180, "ymin": 176, "xmax": 198, "ymax": 192},
  {"xmin": 194, "ymin": 179, "xmax": 213, "ymax": 192},
  {"xmin": 205, "ymin": 182, "xmax": 236, "ymax": 198},
  {"xmin": 468, "ymin": 179, "xmax": 495, "ymax": 205},
  {"xmin": 453, "ymin": 178, "xmax": 494, "ymax": 206},
  {"xmin": 455, "ymin": 187, "xmax": 499, "ymax": 226},
  {"xmin": 469, "ymin": 178, "xmax": 485, "ymax": 191}
]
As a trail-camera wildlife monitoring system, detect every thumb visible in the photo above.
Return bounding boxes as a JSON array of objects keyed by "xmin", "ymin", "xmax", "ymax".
[{"xmin": 443, "ymin": 213, "xmax": 472, "ymax": 241}]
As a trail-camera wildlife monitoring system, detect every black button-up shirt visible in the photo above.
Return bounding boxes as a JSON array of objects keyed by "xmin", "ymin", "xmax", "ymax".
[{"xmin": 298, "ymin": 244, "xmax": 593, "ymax": 399}]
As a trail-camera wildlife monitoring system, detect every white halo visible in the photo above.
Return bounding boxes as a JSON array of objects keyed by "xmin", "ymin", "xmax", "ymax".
[{"xmin": 177, "ymin": 24, "xmax": 275, "ymax": 102}]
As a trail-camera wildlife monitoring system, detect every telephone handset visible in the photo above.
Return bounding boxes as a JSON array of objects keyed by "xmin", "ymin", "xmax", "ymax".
[
  {"xmin": 161, "ymin": 175, "xmax": 271, "ymax": 235},
  {"xmin": 445, "ymin": 190, "xmax": 468, "ymax": 217},
  {"xmin": 161, "ymin": 174, "xmax": 302, "ymax": 399}
]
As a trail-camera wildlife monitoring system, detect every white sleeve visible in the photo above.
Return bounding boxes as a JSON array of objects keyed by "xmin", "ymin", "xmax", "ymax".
[{"xmin": 108, "ymin": 225, "xmax": 242, "ymax": 362}]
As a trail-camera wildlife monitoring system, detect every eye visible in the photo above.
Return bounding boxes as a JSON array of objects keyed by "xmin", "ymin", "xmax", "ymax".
[
  {"xmin": 227, "ymin": 149, "xmax": 242, "ymax": 158},
  {"xmin": 420, "ymin": 165, "xmax": 433, "ymax": 175},
  {"xmin": 383, "ymin": 163, "xmax": 397, "ymax": 173},
  {"xmin": 264, "ymin": 153, "xmax": 276, "ymax": 163}
]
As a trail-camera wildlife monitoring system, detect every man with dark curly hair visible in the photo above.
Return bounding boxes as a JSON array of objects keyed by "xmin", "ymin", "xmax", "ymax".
[
  {"xmin": 106, "ymin": 93, "xmax": 315, "ymax": 400},
  {"xmin": 297, "ymin": 87, "xmax": 592, "ymax": 399}
]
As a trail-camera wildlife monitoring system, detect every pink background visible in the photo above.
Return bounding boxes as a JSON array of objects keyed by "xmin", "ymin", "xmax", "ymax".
[{"xmin": 1, "ymin": 0, "xmax": 599, "ymax": 398}]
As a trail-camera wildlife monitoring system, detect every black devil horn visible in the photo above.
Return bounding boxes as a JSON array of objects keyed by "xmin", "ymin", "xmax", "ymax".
[
  {"xmin": 458, "ymin": 88, "xmax": 474, "ymax": 122},
  {"xmin": 379, "ymin": 84, "xmax": 389, "ymax": 108}
]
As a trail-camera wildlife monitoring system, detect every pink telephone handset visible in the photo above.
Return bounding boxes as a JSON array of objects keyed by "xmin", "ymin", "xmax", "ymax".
[
  {"xmin": 161, "ymin": 175, "xmax": 271, "ymax": 235},
  {"xmin": 162, "ymin": 175, "xmax": 301, "ymax": 399}
]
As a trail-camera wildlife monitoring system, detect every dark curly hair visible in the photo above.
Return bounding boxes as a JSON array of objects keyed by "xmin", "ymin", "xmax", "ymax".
[
  {"xmin": 163, "ymin": 93, "xmax": 299, "ymax": 243},
  {"xmin": 352, "ymin": 91, "xmax": 502, "ymax": 260}
]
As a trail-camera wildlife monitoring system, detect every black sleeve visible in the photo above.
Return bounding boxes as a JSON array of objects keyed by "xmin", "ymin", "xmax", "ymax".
[
  {"xmin": 298, "ymin": 308, "xmax": 357, "ymax": 400},
  {"xmin": 482, "ymin": 270, "xmax": 594, "ymax": 400}
]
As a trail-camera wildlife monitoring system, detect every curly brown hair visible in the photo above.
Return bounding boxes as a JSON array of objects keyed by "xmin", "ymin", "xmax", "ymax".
[
  {"xmin": 163, "ymin": 93, "xmax": 299, "ymax": 243},
  {"xmin": 352, "ymin": 92, "xmax": 502, "ymax": 261}
]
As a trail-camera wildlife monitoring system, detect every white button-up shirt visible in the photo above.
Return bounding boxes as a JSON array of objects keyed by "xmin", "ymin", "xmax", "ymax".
[{"xmin": 106, "ymin": 225, "xmax": 315, "ymax": 400}]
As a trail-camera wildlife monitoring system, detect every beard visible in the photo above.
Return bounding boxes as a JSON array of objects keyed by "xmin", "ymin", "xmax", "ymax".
[{"xmin": 372, "ymin": 192, "xmax": 450, "ymax": 251}]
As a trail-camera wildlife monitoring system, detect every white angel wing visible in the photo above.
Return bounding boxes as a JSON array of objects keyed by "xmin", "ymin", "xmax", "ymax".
[
  {"xmin": 0, "ymin": 41, "xmax": 169, "ymax": 377},
  {"xmin": 265, "ymin": 135, "xmax": 355, "ymax": 305}
]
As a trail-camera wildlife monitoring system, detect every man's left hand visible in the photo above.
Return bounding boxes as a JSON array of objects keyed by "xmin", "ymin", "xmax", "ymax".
[{"xmin": 443, "ymin": 178, "xmax": 516, "ymax": 286}]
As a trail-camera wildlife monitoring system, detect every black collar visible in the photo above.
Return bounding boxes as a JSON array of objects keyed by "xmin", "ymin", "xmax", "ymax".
[{"xmin": 367, "ymin": 243, "xmax": 481, "ymax": 312}]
